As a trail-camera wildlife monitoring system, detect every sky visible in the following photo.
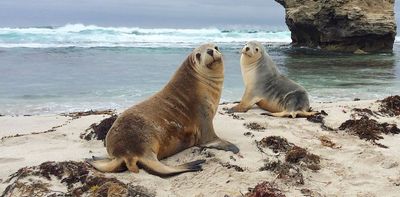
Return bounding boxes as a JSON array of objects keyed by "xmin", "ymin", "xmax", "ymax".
[
  {"xmin": 0, "ymin": 0, "xmax": 286, "ymax": 29},
  {"xmin": 0, "ymin": 0, "xmax": 398, "ymax": 30}
]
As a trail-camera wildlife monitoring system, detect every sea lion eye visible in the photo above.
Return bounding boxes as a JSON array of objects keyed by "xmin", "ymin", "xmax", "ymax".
[
  {"xmin": 196, "ymin": 53, "xmax": 201, "ymax": 61},
  {"xmin": 255, "ymin": 48, "xmax": 259, "ymax": 52},
  {"xmin": 214, "ymin": 46, "xmax": 219, "ymax": 51}
]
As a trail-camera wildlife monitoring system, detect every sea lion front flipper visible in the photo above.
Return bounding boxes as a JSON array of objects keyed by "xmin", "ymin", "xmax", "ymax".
[
  {"xmin": 200, "ymin": 139, "xmax": 240, "ymax": 154},
  {"xmin": 228, "ymin": 89, "xmax": 260, "ymax": 113}
]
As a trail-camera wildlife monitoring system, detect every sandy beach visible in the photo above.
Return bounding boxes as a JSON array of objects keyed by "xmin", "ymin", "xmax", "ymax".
[{"xmin": 1, "ymin": 96, "xmax": 399, "ymax": 196}]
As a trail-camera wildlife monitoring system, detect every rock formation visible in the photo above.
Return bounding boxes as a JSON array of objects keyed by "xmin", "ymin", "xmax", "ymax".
[{"xmin": 275, "ymin": 0, "xmax": 396, "ymax": 53}]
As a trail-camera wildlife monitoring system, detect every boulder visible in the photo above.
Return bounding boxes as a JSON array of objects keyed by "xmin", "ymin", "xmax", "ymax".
[{"xmin": 275, "ymin": 0, "xmax": 396, "ymax": 52}]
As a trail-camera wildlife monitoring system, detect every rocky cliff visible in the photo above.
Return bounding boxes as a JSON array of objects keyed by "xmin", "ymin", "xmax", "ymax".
[{"xmin": 275, "ymin": 0, "xmax": 396, "ymax": 53}]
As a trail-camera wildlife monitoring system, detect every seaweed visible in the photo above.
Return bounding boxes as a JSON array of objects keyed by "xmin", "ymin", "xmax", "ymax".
[
  {"xmin": 285, "ymin": 146, "xmax": 320, "ymax": 171},
  {"xmin": 244, "ymin": 122, "xmax": 266, "ymax": 131},
  {"xmin": 306, "ymin": 114, "xmax": 324, "ymax": 123},
  {"xmin": 1, "ymin": 124, "xmax": 66, "ymax": 141},
  {"xmin": 259, "ymin": 160, "xmax": 305, "ymax": 185},
  {"xmin": 62, "ymin": 109, "xmax": 115, "ymax": 119},
  {"xmin": 229, "ymin": 113, "xmax": 244, "ymax": 120},
  {"xmin": 244, "ymin": 132, "xmax": 255, "ymax": 138},
  {"xmin": 245, "ymin": 181, "xmax": 286, "ymax": 197},
  {"xmin": 318, "ymin": 135, "xmax": 339, "ymax": 149},
  {"xmin": 378, "ymin": 95, "xmax": 400, "ymax": 116},
  {"xmin": 258, "ymin": 136, "xmax": 292, "ymax": 153},
  {"xmin": 306, "ymin": 114, "xmax": 334, "ymax": 131},
  {"xmin": 219, "ymin": 162, "xmax": 245, "ymax": 172},
  {"xmin": 80, "ymin": 115, "xmax": 118, "ymax": 141},
  {"xmin": 351, "ymin": 108, "xmax": 379, "ymax": 118},
  {"xmin": 257, "ymin": 136, "xmax": 321, "ymax": 185},
  {"xmin": 300, "ymin": 188, "xmax": 323, "ymax": 197},
  {"xmin": 2, "ymin": 161, "xmax": 155, "ymax": 197},
  {"xmin": 285, "ymin": 146, "xmax": 307, "ymax": 163},
  {"xmin": 339, "ymin": 116, "xmax": 400, "ymax": 148}
]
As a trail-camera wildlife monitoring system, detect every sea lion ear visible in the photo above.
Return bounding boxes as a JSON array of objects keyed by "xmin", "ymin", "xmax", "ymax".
[{"xmin": 196, "ymin": 53, "xmax": 201, "ymax": 61}]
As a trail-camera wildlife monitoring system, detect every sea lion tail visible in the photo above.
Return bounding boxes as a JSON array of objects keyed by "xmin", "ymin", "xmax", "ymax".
[
  {"xmin": 86, "ymin": 157, "xmax": 126, "ymax": 172},
  {"xmin": 139, "ymin": 153, "xmax": 205, "ymax": 177}
]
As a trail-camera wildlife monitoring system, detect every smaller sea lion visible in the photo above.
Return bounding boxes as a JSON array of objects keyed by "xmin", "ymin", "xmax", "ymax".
[{"xmin": 229, "ymin": 41, "xmax": 316, "ymax": 118}]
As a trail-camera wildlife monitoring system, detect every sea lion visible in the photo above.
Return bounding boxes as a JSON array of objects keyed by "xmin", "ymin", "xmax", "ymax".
[
  {"xmin": 228, "ymin": 41, "xmax": 316, "ymax": 118},
  {"xmin": 88, "ymin": 43, "xmax": 239, "ymax": 176}
]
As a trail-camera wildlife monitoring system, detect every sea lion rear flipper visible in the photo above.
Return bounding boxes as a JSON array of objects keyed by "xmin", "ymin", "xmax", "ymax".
[
  {"xmin": 86, "ymin": 157, "xmax": 126, "ymax": 172},
  {"xmin": 295, "ymin": 110, "xmax": 319, "ymax": 117},
  {"xmin": 261, "ymin": 111, "xmax": 291, "ymax": 117},
  {"xmin": 200, "ymin": 139, "xmax": 240, "ymax": 154},
  {"xmin": 261, "ymin": 110, "xmax": 318, "ymax": 118},
  {"xmin": 138, "ymin": 153, "xmax": 205, "ymax": 177}
]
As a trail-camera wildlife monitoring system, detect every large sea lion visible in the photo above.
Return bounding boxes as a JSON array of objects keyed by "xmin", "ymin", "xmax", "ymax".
[
  {"xmin": 88, "ymin": 43, "xmax": 239, "ymax": 176},
  {"xmin": 228, "ymin": 41, "xmax": 316, "ymax": 118}
]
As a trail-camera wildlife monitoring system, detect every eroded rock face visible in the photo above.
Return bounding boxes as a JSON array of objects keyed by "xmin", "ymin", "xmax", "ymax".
[{"xmin": 275, "ymin": 0, "xmax": 396, "ymax": 52}]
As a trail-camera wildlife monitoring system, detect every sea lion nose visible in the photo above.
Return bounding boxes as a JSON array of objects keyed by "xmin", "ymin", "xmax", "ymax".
[
  {"xmin": 245, "ymin": 47, "xmax": 250, "ymax": 51},
  {"xmin": 207, "ymin": 49, "xmax": 214, "ymax": 56}
]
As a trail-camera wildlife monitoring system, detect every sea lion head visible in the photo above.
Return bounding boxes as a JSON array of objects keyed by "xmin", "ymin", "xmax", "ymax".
[
  {"xmin": 191, "ymin": 43, "xmax": 224, "ymax": 76},
  {"xmin": 240, "ymin": 41, "xmax": 264, "ymax": 65}
]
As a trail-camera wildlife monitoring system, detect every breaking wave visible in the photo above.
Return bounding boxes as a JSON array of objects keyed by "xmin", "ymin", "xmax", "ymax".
[{"xmin": 0, "ymin": 24, "xmax": 291, "ymax": 48}]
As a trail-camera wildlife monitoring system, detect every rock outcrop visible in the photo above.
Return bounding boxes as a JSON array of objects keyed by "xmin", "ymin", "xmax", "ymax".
[{"xmin": 275, "ymin": 0, "xmax": 396, "ymax": 53}]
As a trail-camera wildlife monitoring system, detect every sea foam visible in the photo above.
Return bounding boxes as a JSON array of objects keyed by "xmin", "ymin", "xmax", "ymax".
[{"xmin": 0, "ymin": 24, "xmax": 291, "ymax": 48}]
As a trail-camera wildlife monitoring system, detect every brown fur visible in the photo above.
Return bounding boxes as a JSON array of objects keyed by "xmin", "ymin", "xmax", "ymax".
[{"xmin": 88, "ymin": 43, "xmax": 239, "ymax": 176}]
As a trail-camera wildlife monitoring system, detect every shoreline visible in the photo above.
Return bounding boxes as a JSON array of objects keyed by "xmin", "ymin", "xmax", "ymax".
[{"xmin": 1, "ymin": 96, "xmax": 400, "ymax": 196}]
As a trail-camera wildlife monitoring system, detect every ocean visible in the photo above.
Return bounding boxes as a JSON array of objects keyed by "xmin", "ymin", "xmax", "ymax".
[{"xmin": 0, "ymin": 24, "xmax": 399, "ymax": 115}]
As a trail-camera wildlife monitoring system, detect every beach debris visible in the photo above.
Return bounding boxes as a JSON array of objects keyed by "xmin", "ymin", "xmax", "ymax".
[
  {"xmin": 200, "ymin": 149, "xmax": 215, "ymax": 158},
  {"xmin": 219, "ymin": 162, "xmax": 245, "ymax": 172},
  {"xmin": 1, "ymin": 122, "xmax": 68, "ymax": 141},
  {"xmin": 354, "ymin": 98, "xmax": 361, "ymax": 101},
  {"xmin": 62, "ymin": 109, "xmax": 115, "ymax": 119},
  {"xmin": 285, "ymin": 146, "xmax": 321, "ymax": 171},
  {"xmin": 306, "ymin": 114, "xmax": 324, "ymax": 123},
  {"xmin": 300, "ymin": 188, "xmax": 323, "ymax": 197},
  {"xmin": 244, "ymin": 122, "xmax": 266, "ymax": 131},
  {"xmin": 258, "ymin": 136, "xmax": 292, "ymax": 153},
  {"xmin": 245, "ymin": 181, "xmax": 286, "ymax": 197},
  {"xmin": 318, "ymin": 136, "xmax": 340, "ymax": 149},
  {"xmin": 259, "ymin": 160, "xmax": 305, "ymax": 185},
  {"xmin": 221, "ymin": 106, "xmax": 245, "ymax": 120},
  {"xmin": 257, "ymin": 136, "xmax": 321, "ymax": 185},
  {"xmin": 306, "ymin": 114, "xmax": 334, "ymax": 131},
  {"xmin": 320, "ymin": 110, "xmax": 328, "ymax": 116},
  {"xmin": 2, "ymin": 161, "xmax": 155, "ymax": 197},
  {"xmin": 80, "ymin": 115, "xmax": 118, "ymax": 142},
  {"xmin": 378, "ymin": 95, "xmax": 400, "ymax": 116},
  {"xmin": 388, "ymin": 176, "xmax": 400, "ymax": 186},
  {"xmin": 228, "ymin": 113, "xmax": 244, "ymax": 120},
  {"xmin": 286, "ymin": 146, "xmax": 309, "ymax": 163},
  {"xmin": 244, "ymin": 132, "xmax": 255, "ymax": 138},
  {"xmin": 339, "ymin": 116, "xmax": 400, "ymax": 148},
  {"xmin": 351, "ymin": 108, "xmax": 379, "ymax": 118}
]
